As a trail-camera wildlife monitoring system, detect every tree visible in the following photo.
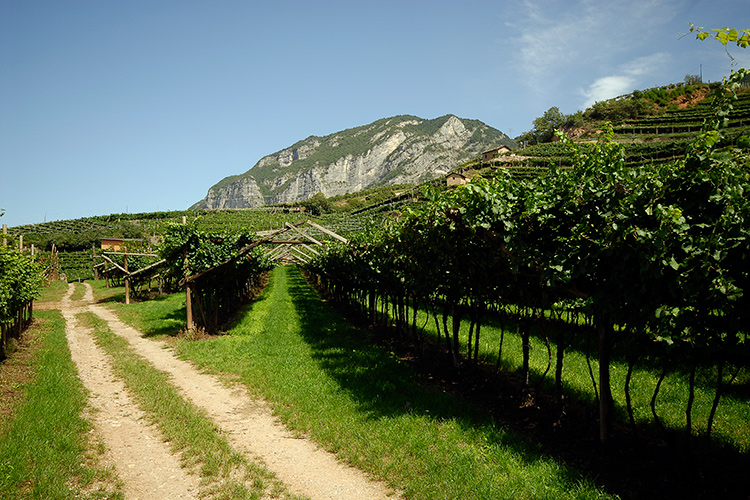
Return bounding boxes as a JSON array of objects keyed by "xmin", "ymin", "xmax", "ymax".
[
  {"xmin": 300, "ymin": 192, "xmax": 332, "ymax": 215},
  {"xmin": 532, "ymin": 107, "xmax": 567, "ymax": 144},
  {"xmin": 518, "ymin": 107, "xmax": 570, "ymax": 145}
]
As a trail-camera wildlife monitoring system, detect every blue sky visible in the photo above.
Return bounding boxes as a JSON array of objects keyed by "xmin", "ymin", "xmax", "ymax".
[{"xmin": 2, "ymin": 0, "xmax": 748, "ymax": 227}]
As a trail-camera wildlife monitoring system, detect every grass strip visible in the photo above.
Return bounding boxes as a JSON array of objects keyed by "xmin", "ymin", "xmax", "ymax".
[
  {"xmin": 0, "ymin": 310, "xmax": 122, "ymax": 500},
  {"xmin": 76, "ymin": 311, "xmax": 305, "ymax": 500},
  {"xmin": 36, "ymin": 280, "xmax": 68, "ymax": 303},
  {"xmin": 69, "ymin": 282, "xmax": 86, "ymax": 301},
  {"xmin": 89, "ymin": 280, "xmax": 187, "ymax": 338},
  {"xmin": 402, "ymin": 305, "xmax": 750, "ymax": 452},
  {"xmin": 171, "ymin": 266, "xmax": 612, "ymax": 500}
]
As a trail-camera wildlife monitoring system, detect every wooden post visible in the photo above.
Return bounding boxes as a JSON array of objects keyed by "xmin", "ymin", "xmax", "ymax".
[
  {"xmin": 18, "ymin": 234, "xmax": 23, "ymax": 251},
  {"xmin": 93, "ymin": 246, "xmax": 98, "ymax": 280},
  {"xmin": 124, "ymin": 254, "xmax": 130, "ymax": 305},
  {"xmin": 2, "ymin": 224, "xmax": 6, "ymax": 247},
  {"xmin": 182, "ymin": 216, "xmax": 193, "ymax": 331},
  {"xmin": 51, "ymin": 245, "xmax": 58, "ymax": 281},
  {"xmin": 186, "ymin": 283, "xmax": 194, "ymax": 331}
]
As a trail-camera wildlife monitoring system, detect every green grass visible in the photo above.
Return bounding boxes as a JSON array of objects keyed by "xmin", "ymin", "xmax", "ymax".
[
  {"xmin": 405, "ymin": 306, "xmax": 750, "ymax": 453},
  {"xmin": 69, "ymin": 282, "xmax": 86, "ymax": 301},
  {"xmin": 37, "ymin": 280, "xmax": 68, "ymax": 303},
  {"xmin": 87, "ymin": 267, "xmax": 750, "ymax": 497},
  {"xmin": 163, "ymin": 266, "xmax": 612, "ymax": 500},
  {"xmin": 0, "ymin": 310, "xmax": 123, "ymax": 499},
  {"xmin": 76, "ymin": 312, "xmax": 302, "ymax": 500},
  {"xmin": 87, "ymin": 279, "xmax": 124, "ymax": 303},
  {"xmin": 88, "ymin": 280, "xmax": 187, "ymax": 337}
]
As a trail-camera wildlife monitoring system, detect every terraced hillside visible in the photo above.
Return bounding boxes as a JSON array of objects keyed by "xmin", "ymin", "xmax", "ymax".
[{"xmin": 477, "ymin": 84, "xmax": 750, "ymax": 177}]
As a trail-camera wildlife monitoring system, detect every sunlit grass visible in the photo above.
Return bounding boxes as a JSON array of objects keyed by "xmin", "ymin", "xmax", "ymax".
[
  {"xmin": 87, "ymin": 279, "xmax": 124, "ymax": 303},
  {"xmin": 37, "ymin": 280, "xmax": 68, "ymax": 303},
  {"xmin": 77, "ymin": 311, "xmax": 301, "ymax": 500},
  {"xmin": 69, "ymin": 282, "xmax": 86, "ymax": 301},
  {"xmin": 0, "ymin": 310, "xmax": 122, "ymax": 499},
  {"xmin": 88, "ymin": 279, "xmax": 187, "ymax": 337},
  {"xmin": 169, "ymin": 266, "xmax": 612, "ymax": 500}
]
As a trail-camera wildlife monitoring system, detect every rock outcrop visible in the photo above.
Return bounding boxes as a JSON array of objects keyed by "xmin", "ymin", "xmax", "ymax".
[{"xmin": 193, "ymin": 114, "xmax": 512, "ymax": 209}]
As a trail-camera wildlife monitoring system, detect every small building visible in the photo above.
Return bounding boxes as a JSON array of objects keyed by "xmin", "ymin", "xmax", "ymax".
[
  {"xmin": 446, "ymin": 172, "xmax": 470, "ymax": 186},
  {"xmin": 100, "ymin": 238, "xmax": 146, "ymax": 252},
  {"xmin": 482, "ymin": 145, "xmax": 511, "ymax": 161}
]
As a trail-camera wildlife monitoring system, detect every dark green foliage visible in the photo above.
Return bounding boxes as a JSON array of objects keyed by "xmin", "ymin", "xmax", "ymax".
[
  {"xmin": 298, "ymin": 192, "xmax": 332, "ymax": 215},
  {"xmin": 159, "ymin": 222, "xmax": 274, "ymax": 332},
  {"xmin": 0, "ymin": 247, "xmax": 43, "ymax": 358},
  {"xmin": 517, "ymin": 107, "xmax": 585, "ymax": 145},
  {"xmin": 305, "ymin": 69, "xmax": 750, "ymax": 444},
  {"xmin": 0, "ymin": 247, "xmax": 42, "ymax": 325},
  {"xmin": 12, "ymin": 219, "xmax": 149, "ymax": 252},
  {"xmin": 584, "ymin": 97, "xmax": 652, "ymax": 122}
]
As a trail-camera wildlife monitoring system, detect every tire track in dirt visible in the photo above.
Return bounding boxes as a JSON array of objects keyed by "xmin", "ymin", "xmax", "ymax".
[
  {"xmin": 81, "ymin": 283, "xmax": 400, "ymax": 500},
  {"xmin": 61, "ymin": 283, "xmax": 200, "ymax": 500}
]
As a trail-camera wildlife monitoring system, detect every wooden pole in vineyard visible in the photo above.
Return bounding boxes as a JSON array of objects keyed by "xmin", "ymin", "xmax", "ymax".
[
  {"xmin": 2, "ymin": 224, "xmax": 6, "ymax": 247},
  {"xmin": 51, "ymin": 245, "xmax": 59, "ymax": 281},
  {"xmin": 124, "ymin": 253, "xmax": 130, "ymax": 305},
  {"xmin": 93, "ymin": 246, "xmax": 98, "ymax": 280},
  {"xmin": 183, "ymin": 216, "xmax": 194, "ymax": 331}
]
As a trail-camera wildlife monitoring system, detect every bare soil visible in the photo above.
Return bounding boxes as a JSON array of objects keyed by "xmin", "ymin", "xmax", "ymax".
[
  {"xmin": 62, "ymin": 283, "xmax": 200, "ymax": 500},
  {"xmin": 61, "ymin": 282, "xmax": 400, "ymax": 500}
]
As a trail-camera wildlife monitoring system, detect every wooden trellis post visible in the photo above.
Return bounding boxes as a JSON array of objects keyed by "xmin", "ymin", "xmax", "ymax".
[
  {"xmin": 93, "ymin": 246, "xmax": 98, "ymax": 280},
  {"xmin": 124, "ymin": 253, "xmax": 130, "ymax": 305},
  {"xmin": 50, "ymin": 245, "xmax": 59, "ymax": 281},
  {"xmin": 183, "ymin": 216, "xmax": 194, "ymax": 332}
]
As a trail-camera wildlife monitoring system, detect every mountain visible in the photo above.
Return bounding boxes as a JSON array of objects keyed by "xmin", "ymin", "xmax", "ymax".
[{"xmin": 192, "ymin": 114, "xmax": 513, "ymax": 209}]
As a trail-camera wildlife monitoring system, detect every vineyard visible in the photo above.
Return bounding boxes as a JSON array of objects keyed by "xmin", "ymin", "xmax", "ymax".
[
  {"xmin": 301, "ymin": 73, "xmax": 750, "ymax": 454},
  {"xmin": 2, "ymin": 69, "xmax": 749, "ymax": 498},
  {"xmin": 0, "ymin": 246, "xmax": 42, "ymax": 360},
  {"xmin": 481, "ymin": 84, "xmax": 750, "ymax": 175}
]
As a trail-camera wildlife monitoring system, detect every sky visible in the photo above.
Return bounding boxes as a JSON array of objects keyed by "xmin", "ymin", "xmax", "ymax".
[{"xmin": 2, "ymin": 0, "xmax": 748, "ymax": 228}]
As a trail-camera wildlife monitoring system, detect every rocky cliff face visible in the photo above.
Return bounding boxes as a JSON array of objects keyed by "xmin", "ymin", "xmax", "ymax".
[{"xmin": 193, "ymin": 114, "xmax": 512, "ymax": 209}]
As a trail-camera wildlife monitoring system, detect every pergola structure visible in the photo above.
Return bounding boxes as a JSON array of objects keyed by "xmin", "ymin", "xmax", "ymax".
[
  {"xmin": 259, "ymin": 220, "xmax": 348, "ymax": 264},
  {"xmin": 177, "ymin": 219, "xmax": 348, "ymax": 331}
]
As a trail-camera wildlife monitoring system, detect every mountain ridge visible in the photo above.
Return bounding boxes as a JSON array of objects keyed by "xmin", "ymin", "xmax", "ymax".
[{"xmin": 192, "ymin": 114, "xmax": 513, "ymax": 210}]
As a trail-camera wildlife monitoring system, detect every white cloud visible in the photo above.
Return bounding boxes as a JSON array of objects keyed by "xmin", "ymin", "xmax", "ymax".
[
  {"xmin": 582, "ymin": 76, "xmax": 635, "ymax": 106},
  {"xmin": 581, "ymin": 52, "xmax": 672, "ymax": 107},
  {"xmin": 510, "ymin": 0, "xmax": 681, "ymax": 96}
]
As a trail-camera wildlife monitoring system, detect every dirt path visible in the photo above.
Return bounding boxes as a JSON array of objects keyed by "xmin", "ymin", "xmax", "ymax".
[
  {"xmin": 62, "ymin": 284, "xmax": 200, "ymax": 500},
  {"xmin": 63, "ymin": 283, "xmax": 400, "ymax": 500}
]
